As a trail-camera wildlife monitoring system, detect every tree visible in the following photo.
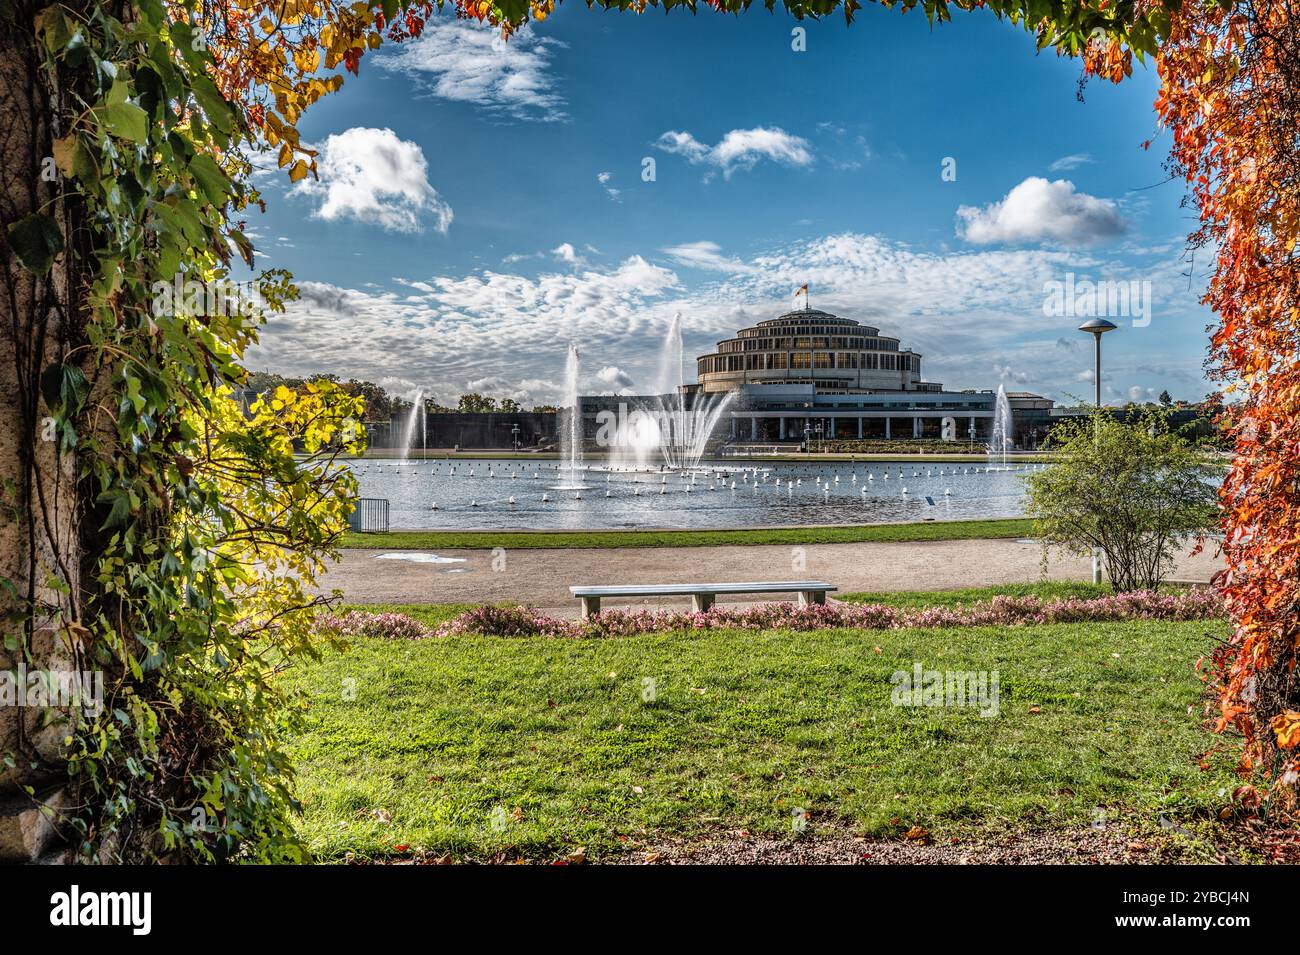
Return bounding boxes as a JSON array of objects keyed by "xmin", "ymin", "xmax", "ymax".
[
  {"xmin": 1025, "ymin": 410, "xmax": 1219, "ymax": 592},
  {"xmin": 1159, "ymin": 389, "xmax": 1172, "ymax": 407},
  {"xmin": 498, "ymin": 397, "xmax": 522, "ymax": 413},
  {"xmin": 0, "ymin": 0, "xmax": 371, "ymax": 861},
  {"xmin": 457, "ymin": 393, "xmax": 497, "ymax": 413}
]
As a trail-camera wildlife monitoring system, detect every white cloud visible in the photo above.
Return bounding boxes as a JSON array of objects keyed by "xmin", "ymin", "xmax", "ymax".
[
  {"xmin": 552, "ymin": 242, "xmax": 581, "ymax": 265},
  {"xmin": 594, "ymin": 366, "xmax": 635, "ymax": 391},
  {"xmin": 248, "ymin": 231, "xmax": 1209, "ymax": 408},
  {"xmin": 1049, "ymin": 153, "xmax": 1095, "ymax": 172},
  {"xmin": 377, "ymin": 19, "xmax": 565, "ymax": 122},
  {"xmin": 655, "ymin": 127, "xmax": 813, "ymax": 178},
  {"xmin": 248, "ymin": 255, "xmax": 681, "ymax": 406},
  {"xmin": 956, "ymin": 177, "xmax": 1125, "ymax": 246},
  {"xmin": 596, "ymin": 171, "xmax": 621, "ymax": 202},
  {"xmin": 296, "ymin": 127, "xmax": 452, "ymax": 234},
  {"xmin": 661, "ymin": 240, "xmax": 756, "ymax": 274}
]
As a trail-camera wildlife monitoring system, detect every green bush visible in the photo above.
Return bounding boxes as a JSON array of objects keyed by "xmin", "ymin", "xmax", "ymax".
[{"xmin": 1025, "ymin": 409, "xmax": 1220, "ymax": 591}]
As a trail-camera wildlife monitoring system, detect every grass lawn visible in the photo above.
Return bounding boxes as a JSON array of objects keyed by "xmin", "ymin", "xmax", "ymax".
[
  {"xmin": 340, "ymin": 516, "xmax": 1035, "ymax": 551},
  {"xmin": 840, "ymin": 580, "xmax": 1113, "ymax": 608},
  {"xmin": 282, "ymin": 585, "xmax": 1233, "ymax": 861}
]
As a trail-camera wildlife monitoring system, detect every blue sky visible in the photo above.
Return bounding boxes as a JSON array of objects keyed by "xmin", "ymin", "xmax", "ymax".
[{"xmin": 241, "ymin": 5, "xmax": 1212, "ymax": 408}]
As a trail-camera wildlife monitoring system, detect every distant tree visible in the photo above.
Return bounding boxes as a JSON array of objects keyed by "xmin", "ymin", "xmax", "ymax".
[
  {"xmin": 457, "ymin": 393, "xmax": 498, "ymax": 413},
  {"xmin": 340, "ymin": 378, "xmax": 392, "ymax": 422},
  {"xmin": 498, "ymin": 398, "xmax": 522, "ymax": 413},
  {"xmin": 1159, "ymin": 389, "xmax": 1173, "ymax": 406},
  {"xmin": 531, "ymin": 405, "xmax": 558, "ymax": 414},
  {"xmin": 1025, "ymin": 409, "xmax": 1219, "ymax": 592}
]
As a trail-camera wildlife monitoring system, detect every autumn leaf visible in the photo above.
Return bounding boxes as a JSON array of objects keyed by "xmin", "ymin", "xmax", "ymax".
[{"xmin": 1271, "ymin": 711, "xmax": 1300, "ymax": 750}]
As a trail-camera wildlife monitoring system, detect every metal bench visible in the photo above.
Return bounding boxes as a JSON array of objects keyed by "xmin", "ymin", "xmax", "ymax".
[{"xmin": 568, "ymin": 581, "xmax": 837, "ymax": 618}]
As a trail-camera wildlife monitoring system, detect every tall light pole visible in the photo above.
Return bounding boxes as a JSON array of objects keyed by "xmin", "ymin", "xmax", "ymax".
[{"xmin": 1079, "ymin": 317, "xmax": 1118, "ymax": 584}]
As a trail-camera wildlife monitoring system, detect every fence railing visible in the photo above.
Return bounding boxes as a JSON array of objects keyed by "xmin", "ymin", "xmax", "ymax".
[{"xmin": 348, "ymin": 498, "xmax": 390, "ymax": 534}]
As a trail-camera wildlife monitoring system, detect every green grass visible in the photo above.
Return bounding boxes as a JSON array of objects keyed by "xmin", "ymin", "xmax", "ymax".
[
  {"xmin": 283, "ymin": 588, "xmax": 1232, "ymax": 861},
  {"xmin": 341, "ymin": 517, "xmax": 1035, "ymax": 551},
  {"xmin": 839, "ymin": 581, "xmax": 1114, "ymax": 608}
]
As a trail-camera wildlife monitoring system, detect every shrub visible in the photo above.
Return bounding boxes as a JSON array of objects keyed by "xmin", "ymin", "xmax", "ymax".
[
  {"xmin": 1025, "ymin": 408, "xmax": 1221, "ymax": 591},
  {"xmin": 405, "ymin": 588, "xmax": 1225, "ymax": 640}
]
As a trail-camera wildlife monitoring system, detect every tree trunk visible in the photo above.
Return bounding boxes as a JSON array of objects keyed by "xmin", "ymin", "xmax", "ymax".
[{"xmin": 0, "ymin": 0, "xmax": 84, "ymax": 863}]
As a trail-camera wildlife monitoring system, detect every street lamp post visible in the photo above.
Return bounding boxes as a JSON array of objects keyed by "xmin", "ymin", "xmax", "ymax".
[
  {"xmin": 511, "ymin": 423, "xmax": 520, "ymax": 452},
  {"xmin": 814, "ymin": 421, "xmax": 824, "ymax": 453},
  {"xmin": 1079, "ymin": 317, "xmax": 1118, "ymax": 584},
  {"xmin": 803, "ymin": 422, "xmax": 811, "ymax": 454}
]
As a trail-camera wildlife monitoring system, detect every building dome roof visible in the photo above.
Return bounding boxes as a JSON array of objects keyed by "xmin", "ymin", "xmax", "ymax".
[{"xmin": 757, "ymin": 309, "xmax": 857, "ymax": 326}]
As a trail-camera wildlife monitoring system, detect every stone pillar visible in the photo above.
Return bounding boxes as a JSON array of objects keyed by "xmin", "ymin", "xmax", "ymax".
[
  {"xmin": 750, "ymin": 417, "xmax": 759, "ymax": 441},
  {"xmin": 885, "ymin": 418, "xmax": 891, "ymax": 439},
  {"xmin": 913, "ymin": 418, "xmax": 921, "ymax": 438},
  {"xmin": 779, "ymin": 418, "xmax": 786, "ymax": 440},
  {"xmin": 857, "ymin": 417, "xmax": 864, "ymax": 439}
]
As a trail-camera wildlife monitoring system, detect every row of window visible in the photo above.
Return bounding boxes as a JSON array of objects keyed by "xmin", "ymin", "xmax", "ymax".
[
  {"xmin": 719, "ymin": 336, "xmax": 902, "ymax": 353},
  {"xmin": 739, "ymin": 323, "xmax": 876, "ymax": 339},
  {"xmin": 699, "ymin": 352, "xmax": 920, "ymax": 374}
]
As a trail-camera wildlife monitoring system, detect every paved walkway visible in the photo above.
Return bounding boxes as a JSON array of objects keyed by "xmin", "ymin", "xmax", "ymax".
[{"xmin": 319, "ymin": 537, "xmax": 1222, "ymax": 614}]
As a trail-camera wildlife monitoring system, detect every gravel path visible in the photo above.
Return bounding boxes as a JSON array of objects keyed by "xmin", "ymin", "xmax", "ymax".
[
  {"xmin": 319, "ymin": 537, "xmax": 1221, "ymax": 611},
  {"xmin": 613, "ymin": 824, "xmax": 1210, "ymax": 865}
]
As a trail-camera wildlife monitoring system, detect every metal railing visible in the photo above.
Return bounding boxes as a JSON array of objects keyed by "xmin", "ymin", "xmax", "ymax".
[{"xmin": 348, "ymin": 498, "xmax": 390, "ymax": 533}]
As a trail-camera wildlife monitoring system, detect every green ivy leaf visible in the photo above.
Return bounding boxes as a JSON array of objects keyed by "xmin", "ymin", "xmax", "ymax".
[
  {"xmin": 99, "ymin": 101, "xmax": 149, "ymax": 143},
  {"xmin": 190, "ymin": 75, "xmax": 233, "ymax": 134},
  {"xmin": 95, "ymin": 489, "xmax": 132, "ymax": 531},
  {"xmin": 189, "ymin": 154, "xmax": 230, "ymax": 207},
  {"xmin": 6, "ymin": 214, "xmax": 64, "ymax": 275},
  {"xmin": 40, "ymin": 363, "xmax": 89, "ymax": 415},
  {"xmin": 35, "ymin": 7, "xmax": 74, "ymax": 53}
]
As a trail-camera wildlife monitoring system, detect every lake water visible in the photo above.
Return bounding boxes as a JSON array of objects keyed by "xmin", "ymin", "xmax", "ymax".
[{"xmin": 349, "ymin": 457, "xmax": 1034, "ymax": 531}]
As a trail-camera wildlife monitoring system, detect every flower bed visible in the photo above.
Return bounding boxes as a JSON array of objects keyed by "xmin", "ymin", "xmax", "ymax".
[{"xmin": 315, "ymin": 588, "xmax": 1224, "ymax": 641}]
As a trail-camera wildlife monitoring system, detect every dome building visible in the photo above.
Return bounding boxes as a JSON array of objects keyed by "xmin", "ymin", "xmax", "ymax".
[
  {"xmin": 686, "ymin": 305, "xmax": 1053, "ymax": 447},
  {"xmin": 695, "ymin": 309, "xmax": 940, "ymax": 395}
]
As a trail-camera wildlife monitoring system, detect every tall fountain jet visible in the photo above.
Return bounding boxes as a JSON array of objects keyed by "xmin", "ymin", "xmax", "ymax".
[
  {"xmin": 399, "ymin": 388, "xmax": 425, "ymax": 460},
  {"xmin": 647, "ymin": 313, "xmax": 733, "ymax": 471},
  {"xmin": 556, "ymin": 343, "xmax": 588, "ymax": 488},
  {"xmin": 988, "ymin": 383, "xmax": 1013, "ymax": 469}
]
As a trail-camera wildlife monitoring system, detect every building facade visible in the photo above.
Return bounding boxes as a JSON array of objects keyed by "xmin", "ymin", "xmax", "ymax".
[{"xmin": 692, "ymin": 307, "xmax": 1053, "ymax": 448}]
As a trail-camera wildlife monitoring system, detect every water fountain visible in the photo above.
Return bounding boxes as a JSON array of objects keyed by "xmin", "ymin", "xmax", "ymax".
[
  {"xmin": 398, "ymin": 388, "xmax": 425, "ymax": 460},
  {"xmin": 988, "ymin": 383, "xmax": 1013, "ymax": 469},
  {"xmin": 605, "ymin": 313, "xmax": 734, "ymax": 472},
  {"xmin": 555, "ymin": 343, "xmax": 589, "ymax": 490}
]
